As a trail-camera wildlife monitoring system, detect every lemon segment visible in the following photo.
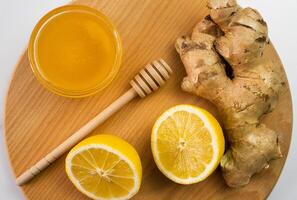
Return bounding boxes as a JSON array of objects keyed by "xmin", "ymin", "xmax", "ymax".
[
  {"xmin": 151, "ymin": 105, "xmax": 225, "ymax": 184},
  {"xmin": 65, "ymin": 134, "xmax": 142, "ymax": 200}
]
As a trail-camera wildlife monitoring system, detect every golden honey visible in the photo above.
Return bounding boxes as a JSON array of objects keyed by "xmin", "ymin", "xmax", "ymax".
[{"xmin": 29, "ymin": 5, "xmax": 122, "ymax": 98}]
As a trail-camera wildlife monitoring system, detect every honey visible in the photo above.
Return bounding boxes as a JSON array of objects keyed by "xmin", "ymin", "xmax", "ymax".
[{"xmin": 29, "ymin": 5, "xmax": 122, "ymax": 97}]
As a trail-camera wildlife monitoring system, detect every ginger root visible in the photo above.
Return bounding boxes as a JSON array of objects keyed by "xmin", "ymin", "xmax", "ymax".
[{"xmin": 175, "ymin": 0, "xmax": 284, "ymax": 187}]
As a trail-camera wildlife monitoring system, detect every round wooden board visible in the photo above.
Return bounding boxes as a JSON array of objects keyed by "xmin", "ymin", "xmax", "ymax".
[{"xmin": 4, "ymin": 0, "xmax": 293, "ymax": 199}]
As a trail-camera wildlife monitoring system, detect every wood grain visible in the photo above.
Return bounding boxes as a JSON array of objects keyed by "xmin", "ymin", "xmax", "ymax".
[{"xmin": 4, "ymin": 0, "xmax": 292, "ymax": 199}]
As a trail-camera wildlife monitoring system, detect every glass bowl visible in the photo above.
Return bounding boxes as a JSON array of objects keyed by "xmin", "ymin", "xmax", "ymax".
[{"xmin": 28, "ymin": 5, "xmax": 122, "ymax": 98}]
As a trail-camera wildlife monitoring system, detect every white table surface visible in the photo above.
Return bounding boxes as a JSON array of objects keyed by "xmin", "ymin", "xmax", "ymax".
[{"xmin": 0, "ymin": 0, "xmax": 296, "ymax": 199}]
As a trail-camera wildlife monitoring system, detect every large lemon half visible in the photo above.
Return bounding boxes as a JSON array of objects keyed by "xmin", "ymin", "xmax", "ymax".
[{"xmin": 151, "ymin": 105, "xmax": 225, "ymax": 184}]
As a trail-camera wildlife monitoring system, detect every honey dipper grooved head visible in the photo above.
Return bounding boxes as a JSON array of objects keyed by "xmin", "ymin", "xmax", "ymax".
[{"xmin": 130, "ymin": 59, "xmax": 172, "ymax": 98}]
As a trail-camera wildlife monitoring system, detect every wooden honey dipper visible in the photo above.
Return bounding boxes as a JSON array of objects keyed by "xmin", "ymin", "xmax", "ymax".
[{"xmin": 16, "ymin": 59, "xmax": 172, "ymax": 186}]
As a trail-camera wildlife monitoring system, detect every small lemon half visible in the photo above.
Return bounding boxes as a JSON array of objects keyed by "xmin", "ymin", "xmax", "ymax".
[
  {"xmin": 65, "ymin": 134, "xmax": 142, "ymax": 200},
  {"xmin": 151, "ymin": 105, "xmax": 225, "ymax": 184}
]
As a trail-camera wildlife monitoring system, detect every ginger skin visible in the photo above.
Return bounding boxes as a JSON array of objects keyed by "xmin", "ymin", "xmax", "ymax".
[{"xmin": 175, "ymin": 0, "xmax": 284, "ymax": 187}]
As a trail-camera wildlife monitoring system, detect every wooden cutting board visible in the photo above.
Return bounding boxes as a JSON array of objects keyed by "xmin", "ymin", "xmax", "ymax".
[{"xmin": 4, "ymin": 0, "xmax": 293, "ymax": 199}]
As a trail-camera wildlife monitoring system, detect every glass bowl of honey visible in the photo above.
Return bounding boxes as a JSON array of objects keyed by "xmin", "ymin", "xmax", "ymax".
[{"xmin": 28, "ymin": 5, "xmax": 122, "ymax": 98}]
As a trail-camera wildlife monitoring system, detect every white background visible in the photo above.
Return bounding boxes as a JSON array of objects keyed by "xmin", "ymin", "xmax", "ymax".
[{"xmin": 0, "ymin": 0, "xmax": 296, "ymax": 199}]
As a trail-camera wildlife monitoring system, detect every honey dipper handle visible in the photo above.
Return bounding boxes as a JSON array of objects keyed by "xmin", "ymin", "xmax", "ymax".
[{"xmin": 16, "ymin": 88, "xmax": 138, "ymax": 186}]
